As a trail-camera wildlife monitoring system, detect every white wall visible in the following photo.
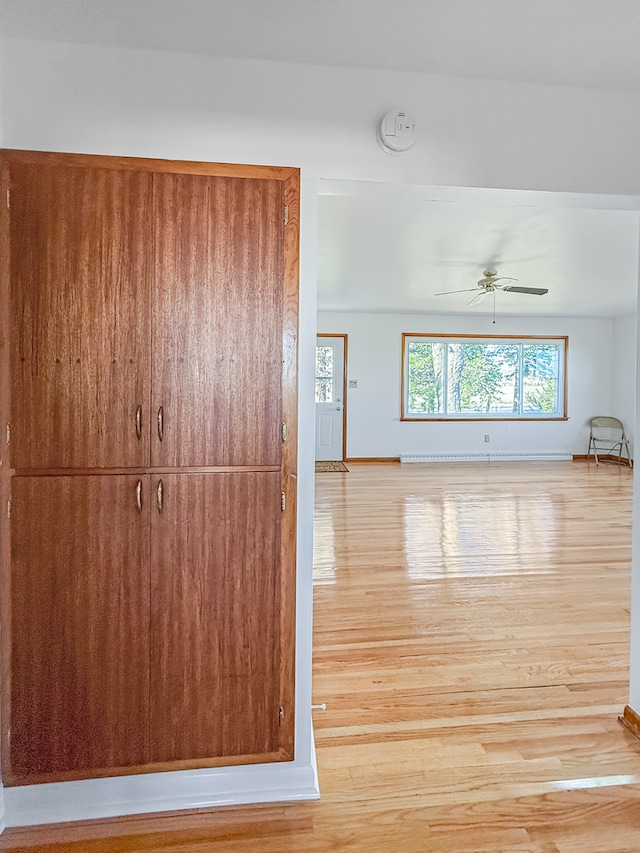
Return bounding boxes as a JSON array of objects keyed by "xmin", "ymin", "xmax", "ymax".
[
  {"xmin": 318, "ymin": 311, "xmax": 613, "ymax": 459},
  {"xmin": 613, "ymin": 315, "xmax": 637, "ymax": 456},
  {"xmin": 3, "ymin": 33, "xmax": 640, "ymax": 825},
  {"xmin": 0, "ymin": 39, "xmax": 3, "ymax": 144},
  {"xmin": 5, "ymin": 37, "xmax": 640, "ymax": 194}
]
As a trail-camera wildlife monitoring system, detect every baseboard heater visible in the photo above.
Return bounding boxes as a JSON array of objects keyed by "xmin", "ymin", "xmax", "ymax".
[{"xmin": 400, "ymin": 452, "xmax": 573, "ymax": 463}]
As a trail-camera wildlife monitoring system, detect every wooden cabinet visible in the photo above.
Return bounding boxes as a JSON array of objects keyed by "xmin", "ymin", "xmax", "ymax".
[
  {"xmin": 0, "ymin": 151, "xmax": 299, "ymax": 786},
  {"xmin": 9, "ymin": 475, "xmax": 150, "ymax": 782},
  {"xmin": 149, "ymin": 472, "xmax": 282, "ymax": 764},
  {"xmin": 151, "ymin": 173, "xmax": 285, "ymax": 468},
  {"xmin": 9, "ymin": 163, "xmax": 152, "ymax": 471}
]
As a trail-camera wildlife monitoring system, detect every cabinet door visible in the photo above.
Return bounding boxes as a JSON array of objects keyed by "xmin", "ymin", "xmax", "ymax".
[
  {"xmin": 10, "ymin": 161, "xmax": 152, "ymax": 470},
  {"xmin": 152, "ymin": 174, "xmax": 284, "ymax": 467},
  {"xmin": 149, "ymin": 472, "xmax": 285, "ymax": 764},
  {"xmin": 6, "ymin": 475, "xmax": 150, "ymax": 784}
]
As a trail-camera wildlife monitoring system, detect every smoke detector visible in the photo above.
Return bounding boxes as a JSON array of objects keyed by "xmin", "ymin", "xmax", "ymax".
[{"xmin": 377, "ymin": 110, "xmax": 417, "ymax": 155}]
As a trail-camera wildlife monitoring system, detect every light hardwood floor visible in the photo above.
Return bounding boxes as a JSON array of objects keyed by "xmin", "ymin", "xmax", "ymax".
[{"xmin": 2, "ymin": 460, "xmax": 639, "ymax": 852}]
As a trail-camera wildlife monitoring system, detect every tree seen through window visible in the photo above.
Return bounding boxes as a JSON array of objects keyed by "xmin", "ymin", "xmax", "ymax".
[{"xmin": 405, "ymin": 336, "xmax": 565, "ymax": 419}]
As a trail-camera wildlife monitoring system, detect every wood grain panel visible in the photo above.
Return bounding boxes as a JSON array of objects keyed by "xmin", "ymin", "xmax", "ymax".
[
  {"xmin": 0, "ymin": 157, "xmax": 12, "ymax": 786},
  {"xmin": 1, "ymin": 151, "xmax": 299, "ymax": 792},
  {"xmin": 12, "ymin": 466, "xmax": 280, "ymax": 477},
  {"xmin": 149, "ymin": 472, "xmax": 283, "ymax": 763},
  {"xmin": 278, "ymin": 171, "xmax": 300, "ymax": 758},
  {"xmin": 6, "ymin": 476, "xmax": 150, "ymax": 784},
  {"xmin": 2, "ymin": 150, "xmax": 297, "ymax": 181},
  {"xmin": 9, "ymin": 161, "xmax": 151, "ymax": 469},
  {"xmin": 151, "ymin": 174, "xmax": 284, "ymax": 467}
]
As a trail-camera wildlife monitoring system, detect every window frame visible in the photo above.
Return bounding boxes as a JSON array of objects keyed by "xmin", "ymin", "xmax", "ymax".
[
  {"xmin": 315, "ymin": 343, "xmax": 335, "ymax": 403},
  {"xmin": 401, "ymin": 333, "xmax": 569, "ymax": 422}
]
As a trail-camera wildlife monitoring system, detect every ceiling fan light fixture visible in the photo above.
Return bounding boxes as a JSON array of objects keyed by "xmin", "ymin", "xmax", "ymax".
[{"xmin": 434, "ymin": 267, "xmax": 549, "ymax": 302}]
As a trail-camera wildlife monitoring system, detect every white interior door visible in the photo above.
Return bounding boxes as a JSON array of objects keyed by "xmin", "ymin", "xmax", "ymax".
[{"xmin": 315, "ymin": 336, "xmax": 345, "ymax": 461}]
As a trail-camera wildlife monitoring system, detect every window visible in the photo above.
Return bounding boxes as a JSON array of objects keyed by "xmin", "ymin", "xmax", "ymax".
[
  {"xmin": 402, "ymin": 334, "xmax": 567, "ymax": 420},
  {"xmin": 315, "ymin": 345, "xmax": 334, "ymax": 403}
]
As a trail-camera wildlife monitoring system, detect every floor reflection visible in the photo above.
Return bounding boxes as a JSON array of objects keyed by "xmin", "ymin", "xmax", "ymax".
[{"xmin": 403, "ymin": 492, "xmax": 557, "ymax": 578}]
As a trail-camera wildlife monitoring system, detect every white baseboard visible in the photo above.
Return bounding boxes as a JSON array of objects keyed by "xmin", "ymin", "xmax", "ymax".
[
  {"xmin": 310, "ymin": 719, "xmax": 320, "ymax": 795},
  {"xmin": 400, "ymin": 452, "xmax": 573, "ymax": 463},
  {"xmin": 4, "ymin": 760, "xmax": 319, "ymax": 828}
]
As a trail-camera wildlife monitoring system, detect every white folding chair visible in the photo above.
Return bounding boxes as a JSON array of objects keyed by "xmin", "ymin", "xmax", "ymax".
[{"xmin": 587, "ymin": 416, "xmax": 633, "ymax": 468}]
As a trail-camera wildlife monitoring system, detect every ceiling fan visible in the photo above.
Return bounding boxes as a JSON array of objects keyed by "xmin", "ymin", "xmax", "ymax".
[{"xmin": 434, "ymin": 268, "xmax": 548, "ymax": 305}]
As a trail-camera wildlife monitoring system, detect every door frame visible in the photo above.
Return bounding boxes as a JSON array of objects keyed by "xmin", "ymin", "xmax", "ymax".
[{"xmin": 316, "ymin": 333, "xmax": 348, "ymax": 462}]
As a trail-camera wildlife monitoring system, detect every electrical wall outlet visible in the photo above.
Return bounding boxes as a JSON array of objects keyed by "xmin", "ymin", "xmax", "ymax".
[{"xmin": 484, "ymin": 434, "xmax": 490, "ymax": 442}]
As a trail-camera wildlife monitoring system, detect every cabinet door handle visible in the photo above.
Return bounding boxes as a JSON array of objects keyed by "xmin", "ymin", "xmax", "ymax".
[
  {"xmin": 135, "ymin": 480, "xmax": 143, "ymax": 513},
  {"xmin": 156, "ymin": 479, "xmax": 164, "ymax": 514},
  {"xmin": 135, "ymin": 405, "xmax": 142, "ymax": 440},
  {"xmin": 157, "ymin": 406, "xmax": 164, "ymax": 442}
]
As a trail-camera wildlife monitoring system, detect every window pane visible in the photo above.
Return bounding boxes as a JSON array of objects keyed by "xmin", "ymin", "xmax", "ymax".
[
  {"xmin": 403, "ymin": 334, "xmax": 566, "ymax": 420},
  {"xmin": 315, "ymin": 378, "xmax": 333, "ymax": 403},
  {"xmin": 447, "ymin": 343, "xmax": 520, "ymax": 414},
  {"xmin": 407, "ymin": 342, "xmax": 445, "ymax": 414},
  {"xmin": 315, "ymin": 346, "xmax": 334, "ymax": 378},
  {"xmin": 523, "ymin": 344, "xmax": 560, "ymax": 414}
]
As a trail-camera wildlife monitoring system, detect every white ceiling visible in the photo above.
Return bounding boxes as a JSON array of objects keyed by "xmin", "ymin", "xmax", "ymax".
[
  {"xmin": 318, "ymin": 181, "xmax": 640, "ymax": 318},
  {"xmin": 3, "ymin": 2, "xmax": 639, "ymax": 318},
  {"xmin": 2, "ymin": 0, "xmax": 640, "ymax": 93}
]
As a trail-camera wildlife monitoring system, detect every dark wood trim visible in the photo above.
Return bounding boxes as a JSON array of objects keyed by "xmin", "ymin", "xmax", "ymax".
[
  {"xmin": 12, "ymin": 466, "xmax": 281, "ymax": 477},
  {"xmin": 619, "ymin": 705, "xmax": 640, "ymax": 742},
  {"xmin": 346, "ymin": 457, "xmax": 401, "ymax": 464},
  {"xmin": 6, "ymin": 749, "xmax": 285, "ymax": 787},
  {"xmin": 401, "ymin": 333, "xmax": 569, "ymax": 421},
  {"xmin": 279, "ymin": 169, "xmax": 300, "ymax": 761},
  {"xmin": 317, "ymin": 333, "xmax": 348, "ymax": 462},
  {"xmin": 564, "ymin": 335, "xmax": 569, "ymax": 418},
  {"xmin": 401, "ymin": 416, "xmax": 569, "ymax": 423},
  {"xmin": 401, "ymin": 331, "xmax": 408, "ymax": 423},
  {"xmin": 402, "ymin": 333, "xmax": 570, "ymax": 342},
  {"xmin": 573, "ymin": 454, "xmax": 633, "ymax": 466},
  {"xmin": 0, "ymin": 154, "xmax": 12, "ymax": 785},
  {"xmin": 0, "ymin": 150, "xmax": 297, "ymax": 181}
]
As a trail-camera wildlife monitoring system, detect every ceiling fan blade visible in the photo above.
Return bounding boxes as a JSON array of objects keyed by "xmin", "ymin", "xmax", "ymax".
[
  {"xmin": 501, "ymin": 286, "xmax": 549, "ymax": 296},
  {"xmin": 433, "ymin": 288, "xmax": 481, "ymax": 296},
  {"xmin": 469, "ymin": 291, "xmax": 488, "ymax": 305}
]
